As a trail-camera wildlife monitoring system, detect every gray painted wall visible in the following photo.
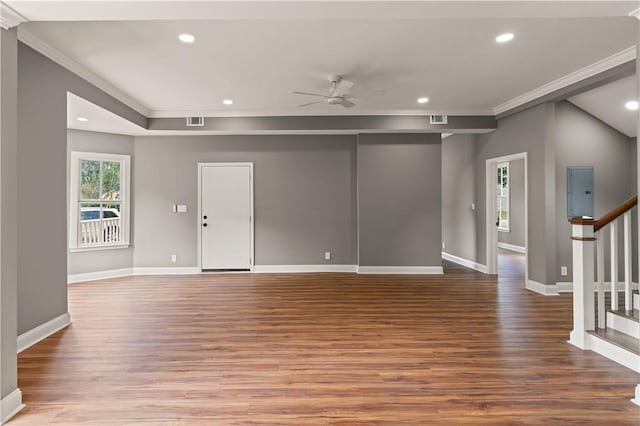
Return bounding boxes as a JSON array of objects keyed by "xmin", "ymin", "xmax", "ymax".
[
  {"xmin": 67, "ymin": 130, "xmax": 135, "ymax": 275},
  {"xmin": 555, "ymin": 101, "xmax": 634, "ymax": 283},
  {"xmin": 474, "ymin": 103, "xmax": 556, "ymax": 285},
  {"xmin": 133, "ymin": 135, "xmax": 357, "ymax": 267},
  {"xmin": 498, "ymin": 158, "xmax": 525, "ymax": 248},
  {"xmin": 441, "ymin": 134, "xmax": 477, "ymax": 261},
  {"xmin": 1, "ymin": 28, "xmax": 18, "ymax": 400},
  {"xmin": 358, "ymin": 133, "xmax": 442, "ymax": 267},
  {"xmin": 18, "ymin": 42, "xmax": 147, "ymax": 335}
]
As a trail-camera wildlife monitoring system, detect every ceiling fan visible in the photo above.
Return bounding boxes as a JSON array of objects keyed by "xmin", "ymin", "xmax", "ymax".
[{"xmin": 292, "ymin": 74, "xmax": 359, "ymax": 108}]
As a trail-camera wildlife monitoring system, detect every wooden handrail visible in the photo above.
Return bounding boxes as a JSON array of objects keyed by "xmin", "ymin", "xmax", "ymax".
[
  {"xmin": 570, "ymin": 195, "xmax": 637, "ymax": 231},
  {"xmin": 594, "ymin": 195, "xmax": 637, "ymax": 232}
]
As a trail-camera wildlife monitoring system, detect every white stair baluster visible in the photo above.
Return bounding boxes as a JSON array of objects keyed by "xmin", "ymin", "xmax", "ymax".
[
  {"xmin": 610, "ymin": 220, "xmax": 618, "ymax": 310},
  {"xmin": 623, "ymin": 210, "xmax": 632, "ymax": 311},
  {"xmin": 596, "ymin": 230, "xmax": 605, "ymax": 328}
]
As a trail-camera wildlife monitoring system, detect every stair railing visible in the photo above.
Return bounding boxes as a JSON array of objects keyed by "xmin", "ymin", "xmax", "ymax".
[{"xmin": 569, "ymin": 195, "xmax": 637, "ymax": 349}]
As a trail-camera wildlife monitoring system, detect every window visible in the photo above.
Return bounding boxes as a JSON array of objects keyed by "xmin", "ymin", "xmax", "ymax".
[
  {"xmin": 69, "ymin": 152, "xmax": 130, "ymax": 250},
  {"xmin": 496, "ymin": 162, "xmax": 509, "ymax": 232}
]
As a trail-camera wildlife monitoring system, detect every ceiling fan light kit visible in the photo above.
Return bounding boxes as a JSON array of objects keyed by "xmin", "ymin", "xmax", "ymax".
[{"xmin": 292, "ymin": 74, "xmax": 370, "ymax": 108}]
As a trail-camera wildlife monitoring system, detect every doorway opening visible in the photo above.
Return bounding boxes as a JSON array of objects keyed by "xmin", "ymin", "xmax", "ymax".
[{"xmin": 486, "ymin": 153, "xmax": 528, "ymax": 286}]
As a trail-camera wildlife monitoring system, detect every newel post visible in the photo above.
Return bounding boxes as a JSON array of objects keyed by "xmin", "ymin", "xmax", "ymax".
[{"xmin": 568, "ymin": 217, "xmax": 596, "ymax": 349}]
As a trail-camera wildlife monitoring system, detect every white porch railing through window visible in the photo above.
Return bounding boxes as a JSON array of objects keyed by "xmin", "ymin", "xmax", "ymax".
[{"xmin": 80, "ymin": 217, "xmax": 122, "ymax": 245}]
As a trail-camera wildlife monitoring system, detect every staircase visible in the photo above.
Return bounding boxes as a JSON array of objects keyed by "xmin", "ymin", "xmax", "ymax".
[{"xmin": 569, "ymin": 195, "xmax": 640, "ymax": 405}]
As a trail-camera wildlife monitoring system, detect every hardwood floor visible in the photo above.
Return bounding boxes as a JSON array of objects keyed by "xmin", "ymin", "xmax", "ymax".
[{"xmin": 11, "ymin": 259, "xmax": 640, "ymax": 424}]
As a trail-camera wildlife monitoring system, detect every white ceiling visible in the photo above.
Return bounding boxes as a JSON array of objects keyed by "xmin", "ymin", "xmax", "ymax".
[
  {"xmin": 569, "ymin": 75, "xmax": 638, "ymax": 138},
  {"xmin": 22, "ymin": 15, "xmax": 638, "ymax": 117}
]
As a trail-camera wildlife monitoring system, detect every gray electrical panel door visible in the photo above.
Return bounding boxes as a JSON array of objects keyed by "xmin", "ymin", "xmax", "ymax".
[{"xmin": 567, "ymin": 166, "xmax": 594, "ymax": 219}]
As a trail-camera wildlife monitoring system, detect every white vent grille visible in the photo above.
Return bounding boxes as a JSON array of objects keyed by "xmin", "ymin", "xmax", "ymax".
[
  {"xmin": 186, "ymin": 117, "xmax": 205, "ymax": 127},
  {"xmin": 429, "ymin": 114, "xmax": 448, "ymax": 125}
]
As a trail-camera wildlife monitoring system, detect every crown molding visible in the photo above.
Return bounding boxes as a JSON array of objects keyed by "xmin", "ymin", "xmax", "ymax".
[
  {"xmin": 17, "ymin": 27, "xmax": 150, "ymax": 116},
  {"xmin": 147, "ymin": 108, "xmax": 493, "ymax": 118},
  {"xmin": 1, "ymin": 2, "xmax": 26, "ymax": 29},
  {"xmin": 493, "ymin": 45, "xmax": 637, "ymax": 116},
  {"xmin": 629, "ymin": 8, "xmax": 640, "ymax": 20}
]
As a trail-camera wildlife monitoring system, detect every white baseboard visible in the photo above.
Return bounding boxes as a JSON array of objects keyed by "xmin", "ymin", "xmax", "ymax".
[
  {"xmin": 497, "ymin": 242, "xmax": 526, "ymax": 253},
  {"xmin": 357, "ymin": 266, "xmax": 444, "ymax": 275},
  {"xmin": 132, "ymin": 267, "xmax": 200, "ymax": 276},
  {"xmin": 606, "ymin": 311, "xmax": 639, "ymax": 338},
  {"xmin": 17, "ymin": 312, "xmax": 71, "ymax": 354},
  {"xmin": 555, "ymin": 281, "xmax": 640, "ymax": 294},
  {"xmin": 68, "ymin": 267, "xmax": 133, "ymax": 284},
  {"xmin": 254, "ymin": 264, "xmax": 358, "ymax": 273},
  {"xmin": 526, "ymin": 280, "xmax": 559, "ymax": 296},
  {"xmin": 1, "ymin": 388, "xmax": 24, "ymax": 424},
  {"xmin": 441, "ymin": 252, "xmax": 488, "ymax": 273}
]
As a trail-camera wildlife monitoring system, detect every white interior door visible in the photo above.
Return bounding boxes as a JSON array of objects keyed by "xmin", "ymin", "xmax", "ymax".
[{"xmin": 200, "ymin": 164, "xmax": 253, "ymax": 270}]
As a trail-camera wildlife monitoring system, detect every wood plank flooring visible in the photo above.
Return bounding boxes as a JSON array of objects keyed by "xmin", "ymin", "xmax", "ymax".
[{"xmin": 10, "ymin": 257, "xmax": 640, "ymax": 424}]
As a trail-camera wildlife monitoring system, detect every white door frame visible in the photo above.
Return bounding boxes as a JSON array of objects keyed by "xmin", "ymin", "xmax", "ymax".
[
  {"xmin": 197, "ymin": 162, "xmax": 254, "ymax": 272},
  {"xmin": 485, "ymin": 152, "xmax": 528, "ymax": 285}
]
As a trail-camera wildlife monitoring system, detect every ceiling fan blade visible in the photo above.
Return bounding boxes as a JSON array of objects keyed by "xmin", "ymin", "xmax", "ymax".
[
  {"xmin": 332, "ymin": 79, "xmax": 355, "ymax": 96},
  {"xmin": 292, "ymin": 91, "xmax": 327, "ymax": 98},
  {"xmin": 299, "ymin": 100, "xmax": 324, "ymax": 107},
  {"xmin": 340, "ymin": 99, "xmax": 356, "ymax": 108}
]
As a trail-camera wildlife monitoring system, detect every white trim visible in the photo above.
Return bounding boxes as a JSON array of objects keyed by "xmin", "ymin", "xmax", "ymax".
[
  {"xmin": 570, "ymin": 332, "xmax": 640, "ymax": 373},
  {"xmin": 148, "ymin": 109, "xmax": 491, "ymax": 119},
  {"xmin": 497, "ymin": 242, "xmax": 526, "ymax": 253},
  {"xmin": 555, "ymin": 281, "xmax": 639, "ymax": 293},
  {"xmin": 1, "ymin": 388, "xmax": 24, "ymax": 424},
  {"xmin": 526, "ymin": 280, "xmax": 559, "ymax": 296},
  {"xmin": 441, "ymin": 252, "xmax": 488, "ymax": 273},
  {"xmin": 197, "ymin": 162, "xmax": 254, "ymax": 273},
  {"xmin": 606, "ymin": 311, "xmax": 639, "ymax": 339},
  {"xmin": 69, "ymin": 243, "xmax": 130, "ymax": 253},
  {"xmin": 632, "ymin": 385, "xmax": 640, "ymax": 407},
  {"xmin": 17, "ymin": 312, "xmax": 71, "ymax": 353},
  {"xmin": 494, "ymin": 46, "xmax": 637, "ymax": 115},
  {"xmin": 635, "ymin": 293, "xmax": 639, "ymax": 309},
  {"xmin": 357, "ymin": 266, "xmax": 444, "ymax": 275},
  {"xmin": 17, "ymin": 28, "xmax": 149, "ymax": 116},
  {"xmin": 132, "ymin": 267, "xmax": 200, "ymax": 276},
  {"xmin": 0, "ymin": 3, "xmax": 26, "ymax": 29},
  {"xmin": 629, "ymin": 8, "xmax": 640, "ymax": 19},
  {"xmin": 254, "ymin": 264, "xmax": 358, "ymax": 273},
  {"xmin": 68, "ymin": 267, "xmax": 133, "ymax": 284}
]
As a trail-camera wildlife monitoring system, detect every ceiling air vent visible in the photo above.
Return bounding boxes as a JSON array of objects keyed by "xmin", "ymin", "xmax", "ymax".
[
  {"xmin": 186, "ymin": 116, "xmax": 205, "ymax": 127},
  {"xmin": 429, "ymin": 114, "xmax": 448, "ymax": 125}
]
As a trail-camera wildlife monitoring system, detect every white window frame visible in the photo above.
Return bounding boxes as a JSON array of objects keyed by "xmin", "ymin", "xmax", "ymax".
[
  {"xmin": 497, "ymin": 162, "xmax": 510, "ymax": 232},
  {"xmin": 69, "ymin": 151, "xmax": 131, "ymax": 252}
]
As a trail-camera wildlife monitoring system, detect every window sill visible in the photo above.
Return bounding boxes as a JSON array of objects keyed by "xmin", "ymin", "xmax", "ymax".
[
  {"xmin": 497, "ymin": 228, "xmax": 510, "ymax": 233},
  {"xmin": 70, "ymin": 244, "xmax": 130, "ymax": 253}
]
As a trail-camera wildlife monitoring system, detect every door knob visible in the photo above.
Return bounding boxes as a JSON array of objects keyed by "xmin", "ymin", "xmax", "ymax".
[
  {"xmin": 203, "ymin": 223, "xmax": 208, "ymax": 227},
  {"xmin": 203, "ymin": 215, "xmax": 208, "ymax": 219}
]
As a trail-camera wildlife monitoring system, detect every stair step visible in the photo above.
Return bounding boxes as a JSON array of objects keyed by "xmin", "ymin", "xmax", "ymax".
[
  {"xmin": 589, "ymin": 329, "xmax": 639, "ymax": 355},
  {"xmin": 606, "ymin": 310, "xmax": 639, "ymax": 338}
]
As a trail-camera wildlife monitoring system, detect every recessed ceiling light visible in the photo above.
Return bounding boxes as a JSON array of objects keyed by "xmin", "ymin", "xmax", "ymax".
[
  {"xmin": 178, "ymin": 33, "xmax": 195, "ymax": 44},
  {"xmin": 76, "ymin": 117, "xmax": 88, "ymax": 122},
  {"xmin": 417, "ymin": 97, "xmax": 429, "ymax": 104},
  {"xmin": 625, "ymin": 100, "xmax": 639, "ymax": 111},
  {"xmin": 496, "ymin": 33, "xmax": 515, "ymax": 43},
  {"xmin": 223, "ymin": 99, "xmax": 233, "ymax": 106}
]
